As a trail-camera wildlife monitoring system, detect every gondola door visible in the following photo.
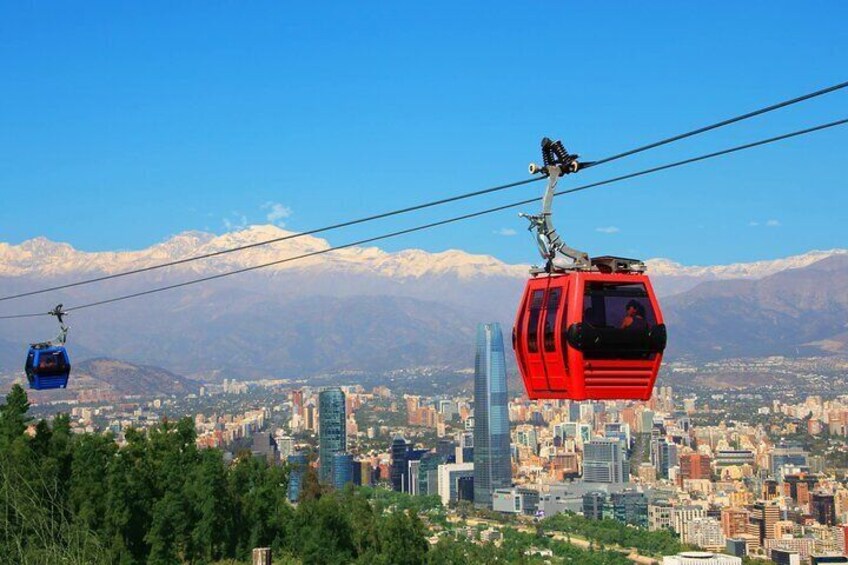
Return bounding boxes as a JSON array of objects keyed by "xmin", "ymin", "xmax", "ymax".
[
  {"xmin": 515, "ymin": 277, "xmax": 549, "ymax": 398},
  {"xmin": 539, "ymin": 278, "xmax": 569, "ymax": 395}
]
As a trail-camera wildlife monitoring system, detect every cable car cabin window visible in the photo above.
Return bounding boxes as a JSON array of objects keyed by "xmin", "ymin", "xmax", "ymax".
[
  {"xmin": 579, "ymin": 282, "xmax": 659, "ymax": 360},
  {"xmin": 527, "ymin": 290, "xmax": 545, "ymax": 353},
  {"xmin": 36, "ymin": 351, "xmax": 69, "ymax": 376},
  {"xmin": 543, "ymin": 288, "xmax": 562, "ymax": 352}
]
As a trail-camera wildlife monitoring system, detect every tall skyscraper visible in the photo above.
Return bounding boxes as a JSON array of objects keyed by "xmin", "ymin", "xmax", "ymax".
[
  {"xmin": 583, "ymin": 438, "xmax": 629, "ymax": 483},
  {"xmin": 473, "ymin": 323, "xmax": 511, "ymax": 507},
  {"xmin": 390, "ymin": 436, "xmax": 412, "ymax": 492},
  {"xmin": 319, "ymin": 387, "xmax": 346, "ymax": 483},
  {"xmin": 652, "ymin": 439, "xmax": 679, "ymax": 479}
]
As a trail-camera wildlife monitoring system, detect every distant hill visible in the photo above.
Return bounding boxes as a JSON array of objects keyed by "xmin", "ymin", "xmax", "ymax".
[
  {"xmin": 0, "ymin": 226, "xmax": 845, "ymax": 379},
  {"xmin": 663, "ymin": 255, "xmax": 848, "ymax": 358},
  {"xmin": 72, "ymin": 358, "xmax": 201, "ymax": 396}
]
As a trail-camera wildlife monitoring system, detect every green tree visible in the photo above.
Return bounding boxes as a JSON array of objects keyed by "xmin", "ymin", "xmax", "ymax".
[
  {"xmin": 0, "ymin": 384, "xmax": 30, "ymax": 445},
  {"xmin": 290, "ymin": 494, "xmax": 355, "ymax": 564},
  {"xmin": 69, "ymin": 433, "xmax": 117, "ymax": 534},
  {"xmin": 147, "ymin": 490, "xmax": 189, "ymax": 565},
  {"xmin": 185, "ymin": 449, "xmax": 235, "ymax": 562},
  {"xmin": 376, "ymin": 509, "xmax": 429, "ymax": 565}
]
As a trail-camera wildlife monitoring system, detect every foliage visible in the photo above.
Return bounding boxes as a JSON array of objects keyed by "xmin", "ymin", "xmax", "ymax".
[
  {"xmin": 0, "ymin": 385, "xmax": 685, "ymax": 564},
  {"xmin": 542, "ymin": 511, "xmax": 686, "ymax": 557}
]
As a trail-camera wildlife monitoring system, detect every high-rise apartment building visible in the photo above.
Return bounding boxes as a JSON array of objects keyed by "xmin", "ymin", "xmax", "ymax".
[
  {"xmin": 640, "ymin": 409, "xmax": 655, "ymax": 433},
  {"xmin": 649, "ymin": 501, "xmax": 674, "ymax": 531},
  {"xmin": 811, "ymin": 492, "xmax": 836, "ymax": 526},
  {"xmin": 473, "ymin": 323, "xmax": 511, "ymax": 507},
  {"xmin": 750, "ymin": 502, "xmax": 780, "ymax": 544},
  {"xmin": 674, "ymin": 505, "xmax": 707, "ymax": 542},
  {"xmin": 681, "ymin": 453, "xmax": 712, "ymax": 480},
  {"xmin": 721, "ymin": 508, "xmax": 750, "ymax": 538},
  {"xmin": 318, "ymin": 387, "xmax": 346, "ymax": 483},
  {"xmin": 685, "ymin": 518, "xmax": 726, "ymax": 550},
  {"xmin": 783, "ymin": 474, "xmax": 818, "ymax": 503},
  {"xmin": 291, "ymin": 390, "xmax": 304, "ymax": 417}
]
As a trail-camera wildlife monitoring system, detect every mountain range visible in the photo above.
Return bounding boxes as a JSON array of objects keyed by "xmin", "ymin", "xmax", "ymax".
[{"xmin": 0, "ymin": 226, "xmax": 845, "ymax": 379}]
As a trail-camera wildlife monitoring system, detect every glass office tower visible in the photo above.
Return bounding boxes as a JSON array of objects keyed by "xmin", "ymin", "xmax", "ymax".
[
  {"xmin": 473, "ymin": 323, "xmax": 512, "ymax": 507},
  {"xmin": 319, "ymin": 387, "xmax": 346, "ymax": 483},
  {"xmin": 332, "ymin": 452, "xmax": 354, "ymax": 490},
  {"xmin": 287, "ymin": 451, "xmax": 308, "ymax": 502}
]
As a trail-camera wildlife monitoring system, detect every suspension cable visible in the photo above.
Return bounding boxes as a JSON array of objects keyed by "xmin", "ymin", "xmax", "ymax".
[
  {"xmin": 2, "ymin": 117, "xmax": 843, "ymax": 320},
  {"xmin": 1, "ymin": 80, "xmax": 845, "ymax": 304},
  {"xmin": 585, "ymin": 80, "xmax": 848, "ymax": 168}
]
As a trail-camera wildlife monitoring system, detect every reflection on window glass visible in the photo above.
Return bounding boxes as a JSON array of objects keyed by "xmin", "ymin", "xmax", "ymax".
[
  {"xmin": 544, "ymin": 288, "xmax": 562, "ymax": 352},
  {"xmin": 527, "ymin": 290, "xmax": 545, "ymax": 353},
  {"xmin": 582, "ymin": 283, "xmax": 656, "ymax": 330}
]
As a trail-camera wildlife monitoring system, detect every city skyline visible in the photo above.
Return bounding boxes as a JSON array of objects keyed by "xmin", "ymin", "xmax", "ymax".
[{"xmin": 2, "ymin": 3, "xmax": 847, "ymax": 564}]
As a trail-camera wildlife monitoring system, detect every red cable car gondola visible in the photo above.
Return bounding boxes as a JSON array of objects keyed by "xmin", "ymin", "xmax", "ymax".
[{"xmin": 513, "ymin": 139, "xmax": 667, "ymax": 401}]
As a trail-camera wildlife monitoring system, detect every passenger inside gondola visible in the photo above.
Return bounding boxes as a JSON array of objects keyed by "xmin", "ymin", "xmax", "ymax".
[
  {"xmin": 38, "ymin": 352, "xmax": 67, "ymax": 375},
  {"xmin": 583, "ymin": 283, "xmax": 656, "ymax": 330},
  {"xmin": 621, "ymin": 299, "xmax": 648, "ymax": 331}
]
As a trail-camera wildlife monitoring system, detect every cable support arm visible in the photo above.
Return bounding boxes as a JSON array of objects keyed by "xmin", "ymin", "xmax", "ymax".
[{"xmin": 521, "ymin": 138, "xmax": 590, "ymax": 272}]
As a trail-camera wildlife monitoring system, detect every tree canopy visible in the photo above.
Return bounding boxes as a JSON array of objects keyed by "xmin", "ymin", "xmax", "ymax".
[{"xmin": 0, "ymin": 385, "xmax": 680, "ymax": 564}]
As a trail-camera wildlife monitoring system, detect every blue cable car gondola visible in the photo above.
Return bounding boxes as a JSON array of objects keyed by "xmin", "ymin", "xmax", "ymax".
[{"xmin": 25, "ymin": 305, "xmax": 71, "ymax": 391}]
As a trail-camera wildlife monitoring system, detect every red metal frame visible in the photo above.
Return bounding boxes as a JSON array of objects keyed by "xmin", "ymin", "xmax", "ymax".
[{"xmin": 513, "ymin": 271, "xmax": 664, "ymax": 401}]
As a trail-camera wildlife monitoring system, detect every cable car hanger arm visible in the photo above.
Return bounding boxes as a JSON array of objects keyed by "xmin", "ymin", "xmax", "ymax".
[
  {"xmin": 48, "ymin": 304, "xmax": 69, "ymax": 345},
  {"xmin": 521, "ymin": 138, "xmax": 591, "ymax": 273}
]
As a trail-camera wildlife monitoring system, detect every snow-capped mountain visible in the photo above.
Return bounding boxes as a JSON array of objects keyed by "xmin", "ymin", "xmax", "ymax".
[
  {"xmin": 646, "ymin": 250, "xmax": 848, "ymax": 279},
  {"xmin": 0, "ymin": 227, "xmax": 845, "ymax": 378},
  {"xmin": 1, "ymin": 225, "xmax": 843, "ymax": 289}
]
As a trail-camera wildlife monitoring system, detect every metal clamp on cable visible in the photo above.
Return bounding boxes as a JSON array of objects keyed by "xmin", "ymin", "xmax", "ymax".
[
  {"xmin": 48, "ymin": 304, "xmax": 69, "ymax": 345},
  {"xmin": 529, "ymin": 137, "xmax": 582, "ymax": 177}
]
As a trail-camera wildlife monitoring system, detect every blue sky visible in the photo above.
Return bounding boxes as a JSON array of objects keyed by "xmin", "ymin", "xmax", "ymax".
[{"xmin": 1, "ymin": 2, "xmax": 846, "ymax": 266}]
